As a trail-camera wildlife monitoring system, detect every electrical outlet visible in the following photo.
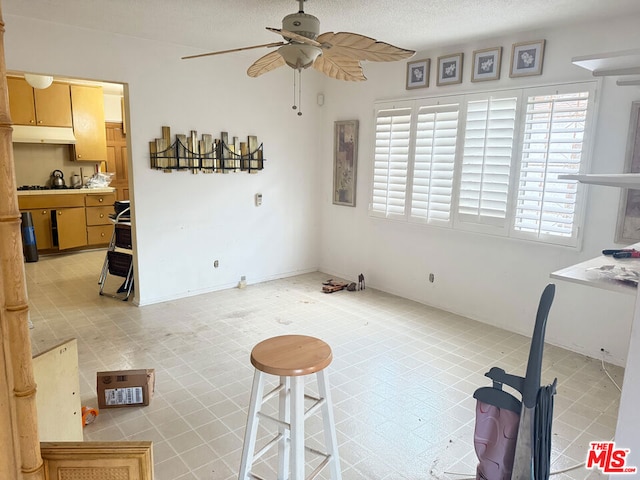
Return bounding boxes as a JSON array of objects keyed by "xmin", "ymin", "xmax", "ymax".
[{"xmin": 600, "ymin": 347, "xmax": 610, "ymax": 356}]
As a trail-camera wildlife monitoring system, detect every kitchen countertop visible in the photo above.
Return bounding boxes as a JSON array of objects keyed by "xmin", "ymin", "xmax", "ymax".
[{"xmin": 17, "ymin": 187, "xmax": 116, "ymax": 196}]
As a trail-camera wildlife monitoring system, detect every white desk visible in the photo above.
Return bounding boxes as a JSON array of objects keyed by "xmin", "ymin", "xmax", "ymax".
[{"xmin": 550, "ymin": 244, "xmax": 640, "ymax": 295}]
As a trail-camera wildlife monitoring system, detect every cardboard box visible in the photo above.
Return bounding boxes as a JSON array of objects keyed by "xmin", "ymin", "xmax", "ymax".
[{"xmin": 96, "ymin": 369, "xmax": 155, "ymax": 409}]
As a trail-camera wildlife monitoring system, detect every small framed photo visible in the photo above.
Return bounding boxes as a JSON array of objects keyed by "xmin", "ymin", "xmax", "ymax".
[
  {"xmin": 406, "ymin": 58, "xmax": 430, "ymax": 90},
  {"xmin": 437, "ymin": 53, "xmax": 463, "ymax": 86},
  {"xmin": 472, "ymin": 47, "xmax": 502, "ymax": 82},
  {"xmin": 510, "ymin": 40, "xmax": 545, "ymax": 78}
]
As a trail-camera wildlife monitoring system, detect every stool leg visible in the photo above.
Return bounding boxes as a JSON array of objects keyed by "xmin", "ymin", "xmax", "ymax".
[
  {"xmin": 290, "ymin": 375, "xmax": 305, "ymax": 480},
  {"xmin": 317, "ymin": 369, "xmax": 342, "ymax": 480},
  {"xmin": 238, "ymin": 370, "xmax": 265, "ymax": 480},
  {"xmin": 278, "ymin": 376, "xmax": 290, "ymax": 480}
]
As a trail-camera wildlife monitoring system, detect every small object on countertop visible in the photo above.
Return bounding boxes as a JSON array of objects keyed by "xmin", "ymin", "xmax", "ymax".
[
  {"xmin": 603, "ymin": 248, "xmax": 638, "ymax": 255},
  {"xmin": 81, "ymin": 406, "xmax": 99, "ymax": 427},
  {"xmin": 358, "ymin": 273, "xmax": 365, "ymax": 290},
  {"xmin": 347, "ymin": 282, "xmax": 356, "ymax": 291},
  {"xmin": 613, "ymin": 250, "xmax": 640, "ymax": 258}
]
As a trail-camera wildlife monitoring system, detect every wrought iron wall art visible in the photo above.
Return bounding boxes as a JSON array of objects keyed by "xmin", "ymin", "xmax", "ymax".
[{"xmin": 149, "ymin": 126, "xmax": 265, "ymax": 173}]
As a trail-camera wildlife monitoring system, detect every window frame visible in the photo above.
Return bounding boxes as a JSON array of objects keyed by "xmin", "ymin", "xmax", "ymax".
[
  {"xmin": 509, "ymin": 83, "xmax": 597, "ymax": 247},
  {"xmin": 454, "ymin": 90, "xmax": 523, "ymax": 237},
  {"xmin": 369, "ymin": 80, "xmax": 598, "ymax": 248}
]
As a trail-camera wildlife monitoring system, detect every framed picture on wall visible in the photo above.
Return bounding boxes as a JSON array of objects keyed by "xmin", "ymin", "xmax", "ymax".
[
  {"xmin": 406, "ymin": 58, "xmax": 430, "ymax": 89},
  {"xmin": 437, "ymin": 53, "xmax": 463, "ymax": 86},
  {"xmin": 510, "ymin": 40, "xmax": 545, "ymax": 77},
  {"xmin": 333, "ymin": 120, "xmax": 359, "ymax": 207},
  {"xmin": 471, "ymin": 47, "xmax": 502, "ymax": 82},
  {"xmin": 616, "ymin": 101, "xmax": 640, "ymax": 243}
]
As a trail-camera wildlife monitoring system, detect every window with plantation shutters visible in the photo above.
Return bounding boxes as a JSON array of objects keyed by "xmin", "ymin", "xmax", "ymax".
[
  {"xmin": 370, "ymin": 81, "xmax": 596, "ymax": 248},
  {"xmin": 458, "ymin": 95, "xmax": 518, "ymax": 229},
  {"xmin": 371, "ymin": 107, "xmax": 412, "ymax": 219},
  {"xmin": 513, "ymin": 86, "xmax": 594, "ymax": 246},
  {"xmin": 410, "ymin": 104, "xmax": 459, "ymax": 225}
]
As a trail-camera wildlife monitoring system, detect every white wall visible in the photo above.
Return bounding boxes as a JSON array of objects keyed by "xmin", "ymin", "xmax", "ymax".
[
  {"xmin": 4, "ymin": 15, "xmax": 323, "ymax": 306},
  {"xmin": 5, "ymin": 11, "xmax": 640, "ymax": 365},
  {"xmin": 317, "ymin": 16, "xmax": 640, "ymax": 366}
]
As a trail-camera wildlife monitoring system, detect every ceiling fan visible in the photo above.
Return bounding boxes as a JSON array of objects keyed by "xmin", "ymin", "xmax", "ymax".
[{"xmin": 182, "ymin": 0, "xmax": 416, "ymax": 82}]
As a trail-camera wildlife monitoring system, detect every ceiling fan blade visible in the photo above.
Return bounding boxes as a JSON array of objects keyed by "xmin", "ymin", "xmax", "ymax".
[
  {"xmin": 182, "ymin": 42, "xmax": 285, "ymax": 60},
  {"xmin": 313, "ymin": 55, "xmax": 367, "ymax": 81},
  {"xmin": 317, "ymin": 32, "xmax": 415, "ymax": 62},
  {"xmin": 247, "ymin": 50, "xmax": 287, "ymax": 77},
  {"xmin": 266, "ymin": 27, "xmax": 322, "ymax": 47}
]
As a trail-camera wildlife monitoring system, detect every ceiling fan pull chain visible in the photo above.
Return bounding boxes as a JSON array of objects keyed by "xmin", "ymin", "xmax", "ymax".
[
  {"xmin": 292, "ymin": 69, "xmax": 298, "ymax": 112},
  {"xmin": 298, "ymin": 69, "xmax": 303, "ymax": 116}
]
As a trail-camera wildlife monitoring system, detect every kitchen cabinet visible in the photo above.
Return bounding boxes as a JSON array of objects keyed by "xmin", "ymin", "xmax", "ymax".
[
  {"xmin": 55, "ymin": 207, "xmax": 87, "ymax": 250},
  {"xmin": 7, "ymin": 77, "xmax": 72, "ymax": 127},
  {"xmin": 18, "ymin": 192, "xmax": 95, "ymax": 251},
  {"xmin": 22, "ymin": 208, "xmax": 53, "ymax": 250},
  {"xmin": 70, "ymin": 85, "xmax": 107, "ymax": 162},
  {"xmin": 85, "ymin": 192, "xmax": 116, "ymax": 245}
]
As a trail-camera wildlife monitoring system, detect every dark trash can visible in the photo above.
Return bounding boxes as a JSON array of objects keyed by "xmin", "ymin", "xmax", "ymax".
[{"xmin": 21, "ymin": 211, "xmax": 39, "ymax": 262}]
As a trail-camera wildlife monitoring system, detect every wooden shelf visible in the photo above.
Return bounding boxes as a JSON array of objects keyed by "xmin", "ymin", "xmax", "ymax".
[
  {"xmin": 559, "ymin": 173, "xmax": 640, "ymax": 188},
  {"xmin": 572, "ymin": 49, "xmax": 640, "ymax": 77},
  {"xmin": 617, "ymin": 77, "xmax": 640, "ymax": 87}
]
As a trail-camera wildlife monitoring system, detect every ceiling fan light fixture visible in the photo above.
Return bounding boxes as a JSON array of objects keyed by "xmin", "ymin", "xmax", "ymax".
[
  {"xmin": 278, "ymin": 44, "xmax": 322, "ymax": 70},
  {"xmin": 282, "ymin": 11, "xmax": 320, "ymax": 41},
  {"xmin": 24, "ymin": 73, "xmax": 54, "ymax": 89}
]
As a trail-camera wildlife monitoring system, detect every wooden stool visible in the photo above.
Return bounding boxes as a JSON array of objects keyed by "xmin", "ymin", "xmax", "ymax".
[{"xmin": 238, "ymin": 335, "xmax": 342, "ymax": 480}]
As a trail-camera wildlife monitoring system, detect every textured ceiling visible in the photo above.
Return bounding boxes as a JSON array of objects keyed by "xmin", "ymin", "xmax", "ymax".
[{"xmin": 3, "ymin": 0, "xmax": 640, "ymax": 55}]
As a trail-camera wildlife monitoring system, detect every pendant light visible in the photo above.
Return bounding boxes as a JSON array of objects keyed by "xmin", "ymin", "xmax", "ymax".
[{"xmin": 24, "ymin": 73, "xmax": 54, "ymax": 89}]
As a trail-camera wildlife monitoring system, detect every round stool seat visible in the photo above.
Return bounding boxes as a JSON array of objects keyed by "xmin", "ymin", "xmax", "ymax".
[{"xmin": 250, "ymin": 335, "xmax": 333, "ymax": 376}]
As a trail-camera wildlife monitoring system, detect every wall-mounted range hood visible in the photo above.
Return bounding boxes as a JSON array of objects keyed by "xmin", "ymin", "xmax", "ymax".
[{"xmin": 12, "ymin": 125, "xmax": 76, "ymax": 144}]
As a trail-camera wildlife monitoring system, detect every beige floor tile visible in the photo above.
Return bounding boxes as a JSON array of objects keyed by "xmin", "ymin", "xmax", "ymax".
[{"xmin": 26, "ymin": 250, "xmax": 623, "ymax": 479}]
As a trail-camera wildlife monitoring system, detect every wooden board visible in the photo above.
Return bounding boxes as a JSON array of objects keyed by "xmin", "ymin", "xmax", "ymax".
[
  {"xmin": 41, "ymin": 441, "xmax": 153, "ymax": 480},
  {"xmin": 32, "ymin": 339, "xmax": 83, "ymax": 441}
]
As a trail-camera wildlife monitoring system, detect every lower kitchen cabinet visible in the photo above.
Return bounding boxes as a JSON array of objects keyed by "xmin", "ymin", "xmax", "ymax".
[
  {"xmin": 86, "ymin": 193, "xmax": 116, "ymax": 246},
  {"xmin": 23, "ymin": 209, "xmax": 53, "ymax": 250},
  {"xmin": 18, "ymin": 191, "xmax": 116, "ymax": 252},
  {"xmin": 55, "ymin": 207, "xmax": 87, "ymax": 250}
]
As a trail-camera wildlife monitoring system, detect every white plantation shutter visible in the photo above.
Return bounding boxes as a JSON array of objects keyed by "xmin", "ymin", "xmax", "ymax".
[
  {"xmin": 513, "ymin": 86, "xmax": 594, "ymax": 245},
  {"xmin": 410, "ymin": 104, "xmax": 459, "ymax": 225},
  {"xmin": 371, "ymin": 107, "xmax": 412, "ymax": 218},
  {"xmin": 459, "ymin": 95, "xmax": 518, "ymax": 228},
  {"xmin": 369, "ymin": 82, "xmax": 596, "ymax": 247}
]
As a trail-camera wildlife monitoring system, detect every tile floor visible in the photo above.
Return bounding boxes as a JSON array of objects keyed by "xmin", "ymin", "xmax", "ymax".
[{"xmin": 25, "ymin": 250, "xmax": 622, "ymax": 479}]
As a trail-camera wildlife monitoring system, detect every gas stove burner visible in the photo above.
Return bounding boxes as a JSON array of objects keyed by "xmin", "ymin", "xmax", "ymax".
[
  {"xmin": 17, "ymin": 185, "xmax": 74, "ymax": 191},
  {"xmin": 18, "ymin": 185, "xmax": 50, "ymax": 190}
]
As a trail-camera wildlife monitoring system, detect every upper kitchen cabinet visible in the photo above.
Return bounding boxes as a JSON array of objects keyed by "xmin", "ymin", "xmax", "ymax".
[
  {"xmin": 70, "ymin": 85, "xmax": 107, "ymax": 162},
  {"xmin": 7, "ymin": 77, "xmax": 72, "ymax": 127}
]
